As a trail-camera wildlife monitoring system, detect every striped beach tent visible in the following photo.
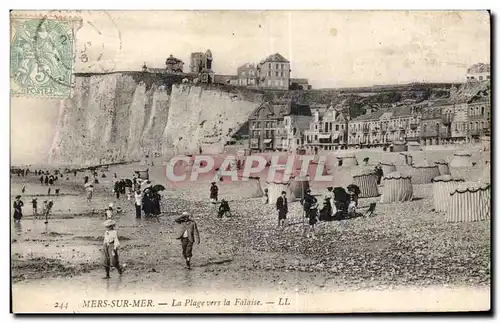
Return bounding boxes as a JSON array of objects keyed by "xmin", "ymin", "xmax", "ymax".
[
  {"xmin": 434, "ymin": 159, "xmax": 451, "ymax": 176},
  {"xmin": 265, "ymin": 168, "xmax": 294, "ymax": 203},
  {"xmin": 399, "ymin": 152, "xmax": 413, "ymax": 166},
  {"xmin": 478, "ymin": 162, "xmax": 491, "ymax": 184},
  {"xmin": 352, "ymin": 168, "xmax": 379, "ymax": 198},
  {"xmin": 380, "ymin": 171, "xmax": 413, "ymax": 203},
  {"xmin": 431, "ymin": 175, "xmax": 465, "ymax": 213},
  {"xmin": 379, "ymin": 162, "xmax": 397, "ymax": 176},
  {"xmin": 447, "ymin": 182, "xmax": 491, "ymax": 222},
  {"xmin": 408, "ymin": 164, "xmax": 440, "ymax": 184},
  {"xmin": 289, "ymin": 175, "xmax": 310, "ymax": 201},
  {"xmin": 450, "ymin": 151, "xmax": 473, "ymax": 167}
]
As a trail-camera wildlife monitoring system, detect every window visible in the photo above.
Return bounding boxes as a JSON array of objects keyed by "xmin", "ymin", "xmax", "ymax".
[
  {"xmin": 275, "ymin": 71, "xmax": 279, "ymax": 77},
  {"xmin": 281, "ymin": 64, "xmax": 284, "ymax": 69},
  {"xmin": 280, "ymin": 71, "xmax": 284, "ymax": 77},
  {"xmin": 479, "ymin": 76, "xmax": 483, "ymax": 80},
  {"xmin": 255, "ymin": 122, "xmax": 260, "ymax": 128},
  {"xmin": 482, "ymin": 121, "xmax": 485, "ymax": 129},
  {"xmin": 481, "ymin": 106, "xmax": 485, "ymax": 115},
  {"xmin": 315, "ymin": 135, "xmax": 318, "ymax": 141},
  {"xmin": 487, "ymin": 75, "xmax": 490, "ymax": 79},
  {"xmin": 296, "ymin": 139, "xmax": 300, "ymax": 145},
  {"xmin": 268, "ymin": 71, "xmax": 271, "ymax": 77},
  {"xmin": 268, "ymin": 63, "xmax": 271, "ymax": 69},
  {"xmin": 315, "ymin": 125, "xmax": 318, "ymax": 130}
]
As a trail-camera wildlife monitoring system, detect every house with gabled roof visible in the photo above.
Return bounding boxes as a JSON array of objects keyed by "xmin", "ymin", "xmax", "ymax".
[
  {"xmin": 304, "ymin": 104, "xmax": 349, "ymax": 153},
  {"xmin": 248, "ymin": 99, "xmax": 312, "ymax": 152},
  {"xmin": 256, "ymin": 53, "xmax": 291, "ymax": 90}
]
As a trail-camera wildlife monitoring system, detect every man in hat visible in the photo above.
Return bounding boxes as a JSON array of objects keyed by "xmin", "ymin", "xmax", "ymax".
[
  {"xmin": 175, "ymin": 212, "xmax": 200, "ymax": 269},
  {"xmin": 276, "ymin": 191, "xmax": 288, "ymax": 228},
  {"xmin": 210, "ymin": 182, "xmax": 218, "ymax": 204},
  {"xmin": 102, "ymin": 219, "xmax": 123, "ymax": 279}
]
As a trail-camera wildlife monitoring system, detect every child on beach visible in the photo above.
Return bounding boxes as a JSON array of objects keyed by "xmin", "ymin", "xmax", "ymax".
[{"xmin": 102, "ymin": 219, "xmax": 124, "ymax": 279}]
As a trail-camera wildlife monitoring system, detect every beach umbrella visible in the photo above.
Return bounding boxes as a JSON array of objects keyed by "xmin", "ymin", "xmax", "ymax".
[{"xmin": 152, "ymin": 184, "xmax": 166, "ymax": 192}]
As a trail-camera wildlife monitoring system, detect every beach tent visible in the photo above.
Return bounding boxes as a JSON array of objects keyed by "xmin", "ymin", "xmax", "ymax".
[
  {"xmin": 450, "ymin": 151, "xmax": 473, "ymax": 167},
  {"xmin": 380, "ymin": 171, "xmax": 413, "ymax": 203},
  {"xmin": 431, "ymin": 175, "xmax": 465, "ymax": 213},
  {"xmin": 391, "ymin": 141, "xmax": 407, "ymax": 152},
  {"xmin": 408, "ymin": 164, "xmax": 440, "ymax": 184},
  {"xmin": 407, "ymin": 141, "xmax": 422, "ymax": 152},
  {"xmin": 352, "ymin": 168, "xmax": 379, "ymax": 198},
  {"xmin": 379, "ymin": 162, "xmax": 397, "ymax": 176},
  {"xmin": 399, "ymin": 152, "xmax": 413, "ymax": 166},
  {"xmin": 265, "ymin": 168, "xmax": 294, "ymax": 203},
  {"xmin": 434, "ymin": 159, "xmax": 451, "ymax": 176},
  {"xmin": 447, "ymin": 182, "xmax": 491, "ymax": 222}
]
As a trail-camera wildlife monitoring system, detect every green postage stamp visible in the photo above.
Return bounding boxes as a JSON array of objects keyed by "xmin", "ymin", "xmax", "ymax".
[{"xmin": 10, "ymin": 16, "xmax": 74, "ymax": 98}]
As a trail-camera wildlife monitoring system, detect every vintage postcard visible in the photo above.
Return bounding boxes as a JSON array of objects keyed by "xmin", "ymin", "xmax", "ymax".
[{"xmin": 10, "ymin": 10, "xmax": 491, "ymax": 313}]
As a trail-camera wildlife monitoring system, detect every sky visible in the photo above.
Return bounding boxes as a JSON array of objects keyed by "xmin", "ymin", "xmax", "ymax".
[
  {"xmin": 72, "ymin": 10, "xmax": 490, "ymax": 88},
  {"xmin": 10, "ymin": 10, "xmax": 491, "ymax": 165}
]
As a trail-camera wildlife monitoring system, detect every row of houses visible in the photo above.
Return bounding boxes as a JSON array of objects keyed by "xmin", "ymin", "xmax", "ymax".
[{"xmin": 247, "ymin": 84, "xmax": 491, "ymax": 153}]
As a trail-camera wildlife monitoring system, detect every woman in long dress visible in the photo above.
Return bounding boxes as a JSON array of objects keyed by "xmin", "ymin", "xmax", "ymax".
[{"xmin": 13, "ymin": 195, "xmax": 24, "ymax": 222}]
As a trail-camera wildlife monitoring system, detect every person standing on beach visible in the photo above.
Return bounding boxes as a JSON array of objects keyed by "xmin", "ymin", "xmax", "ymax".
[
  {"xmin": 31, "ymin": 198, "xmax": 38, "ymax": 218},
  {"xmin": 276, "ymin": 191, "xmax": 288, "ymax": 228},
  {"xmin": 175, "ymin": 212, "xmax": 200, "ymax": 269},
  {"xmin": 43, "ymin": 200, "xmax": 54, "ymax": 224},
  {"xmin": 134, "ymin": 189, "xmax": 143, "ymax": 219},
  {"xmin": 210, "ymin": 182, "xmax": 218, "ymax": 204},
  {"xmin": 39, "ymin": 175, "xmax": 44, "ymax": 185},
  {"xmin": 105, "ymin": 203, "xmax": 114, "ymax": 219},
  {"xmin": 262, "ymin": 188, "xmax": 269, "ymax": 204},
  {"xmin": 85, "ymin": 183, "xmax": 94, "ymax": 203},
  {"xmin": 102, "ymin": 219, "xmax": 123, "ymax": 279},
  {"xmin": 13, "ymin": 195, "xmax": 24, "ymax": 223}
]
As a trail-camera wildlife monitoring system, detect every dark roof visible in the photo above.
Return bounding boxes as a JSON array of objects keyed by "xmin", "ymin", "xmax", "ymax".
[
  {"xmin": 260, "ymin": 53, "xmax": 290, "ymax": 63},
  {"xmin": 350, "ymin": 109, "xmax": 385, "ymax": 122},
  {"xmin": 249, "ymin": 100, "xmax": 311, "ymax": 120},
  {"xmin": 291, "ymin": 78, "xmax": 309, "ymax": 84},
  {"xmin": 429, "ymin": 99, "xmax": 453, "ymax": 106},
  {"xmin": 392, "ymin": 105, "xmax": 413, "ymax": 117}
]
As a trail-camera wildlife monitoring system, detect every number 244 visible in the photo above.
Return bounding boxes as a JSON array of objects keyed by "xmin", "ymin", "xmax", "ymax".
[{"xmin": 54, "ymin": 302, "xmax": 68, "ymax": 309}]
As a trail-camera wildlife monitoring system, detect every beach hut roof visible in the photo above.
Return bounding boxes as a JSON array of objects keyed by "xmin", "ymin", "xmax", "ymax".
[
  {"xmin": 413, "ymin": 160, "xmax": 430, "ymax": 167},
  {"xmin": 411, "ymin": 164, "xmax": 438, "ymax": 169},
  {"xmin": 336, "ymin": 154, "xmax": 356, "ymax": 160},
  {"xmin": 450, "ymin": 182, "xmax": 490, "ymax": 196},
  {"xmin": 265, "ymin": 168, "xmax": 291, "ymax": 184},
  {"xmin": 353, "ymin": 167, "xmax": 376, "ymax": 177},
  {"xmin": 431, "ymin": 175, "xmax": 465, "ymax": 183},
  {"xmin": 454, "ymin": 151, "xmax": 472, "ymax": 156},
  {"xmin": 434, "ymin": 159, "xmax": 448, "ymax": 165},
  {"xmin": 383, "ymin": 171, "xmax": 411, "ymax": 180}
]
